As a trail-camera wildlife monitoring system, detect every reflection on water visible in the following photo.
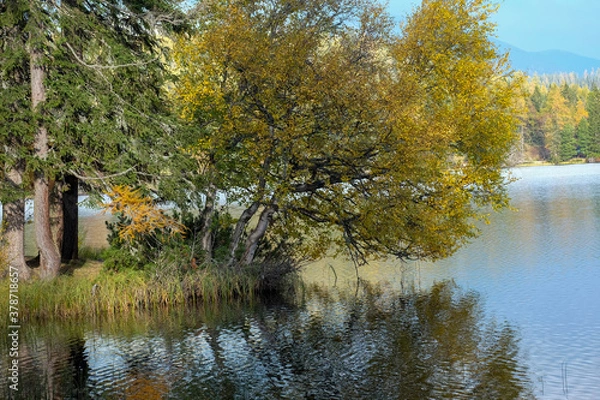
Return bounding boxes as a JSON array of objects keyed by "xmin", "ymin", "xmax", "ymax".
[
  {"xmin": 0, "ymin": 282, "xmax": 533, "ymax": 399},
  {"xmin": 305, "ymin": 164, "xmax": 600, "ymax": 399},
  {"xmin": 4, "ymin": 164, "xmax": 598, "ymax": 398}
]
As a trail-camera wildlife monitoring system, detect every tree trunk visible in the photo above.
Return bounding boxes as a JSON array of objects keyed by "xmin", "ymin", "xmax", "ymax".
[
  {"xmin": 199, "ymin": 183, "xmax": 217, "ymax": 264},
  {"xmin": 241, "ymin": 204, "xmax": 276, "ymax": 266},
  {"xmin": 2, "ymin": 163, "xmax": 32, "ymax": 280},
  {"xmin": 228, "ymin": 201, "xmax": 260, "ymax": 265},
  {"xmin": 61, "ymin": 174, "xmax": 79, "ymax": 261},
  {"xmin": 31, "ymin": 46, "xmax": 61, "ymax": 279},
  {"xmin": 230, "ymin": 157, "xmax": 271, "ymax": 265},
  {"xmin": 50, "ymin": 179, "xmax": 64, "ymax": 254}
]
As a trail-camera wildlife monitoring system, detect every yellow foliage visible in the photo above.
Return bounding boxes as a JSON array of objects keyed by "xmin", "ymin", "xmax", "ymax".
[
  {"xmin": 102, "ymin": 186, "xmax": 185, "ymax": 242},
  {"xmin": 544, "ymin": 84, "xmax": 574, "ymax": 130},
  {"xmin": 170, "ymin": 0, "xmax": 521, "ymax": 263},
  {"xmin": 574, "ymin": 99, "xmax": 589, "ymax": 124}
]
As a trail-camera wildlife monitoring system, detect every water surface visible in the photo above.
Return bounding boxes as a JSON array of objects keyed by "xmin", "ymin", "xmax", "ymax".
[
  {"xmin": 1, "ymin": 283, "xmax": 533, "ymax": 399},
  {"xmin": 305, "ymin": 163, "xmax": 600, "ymax": 399},
  {"xmin": 3, "ymin": 164, "xmax": 599, "ymax": 399}
]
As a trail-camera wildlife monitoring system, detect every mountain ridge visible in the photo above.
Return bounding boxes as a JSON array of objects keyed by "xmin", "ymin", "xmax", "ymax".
[{"xmin": 492, "ymin": 39, "xmax": 600, "ymax": 75}]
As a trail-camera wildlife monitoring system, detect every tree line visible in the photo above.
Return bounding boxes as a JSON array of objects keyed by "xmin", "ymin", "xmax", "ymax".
[
  {"xmin": 528, "ymin": 69, "xmax": 600, "ymax": 88},
  {"xmin": 1, "ymin": 0, "xmax": 521, "ymax": 282},
  {"xmin": 514, "ymin": 74, "xmax": 600, "ymax": 163}
]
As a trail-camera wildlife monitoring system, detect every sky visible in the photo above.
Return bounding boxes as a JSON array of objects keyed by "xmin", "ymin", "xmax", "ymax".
[{"xmin": 387, "ymin": 0, "xmax": 600, "ymax": 60}]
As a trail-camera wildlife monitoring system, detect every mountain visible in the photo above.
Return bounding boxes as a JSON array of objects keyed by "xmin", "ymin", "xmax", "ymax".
[{"xmin": 493, "ymin": 40, "xmax": 600, "ymax": 75}]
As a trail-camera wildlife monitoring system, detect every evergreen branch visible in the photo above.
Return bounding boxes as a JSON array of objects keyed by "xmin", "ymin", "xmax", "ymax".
[
  {"xmin": 64, "ymin": 42, "xmax": 159, "ymax": 70},
  {"xmin": 67, "ymin": 166, "xmax": 136, "ymax": 182}
]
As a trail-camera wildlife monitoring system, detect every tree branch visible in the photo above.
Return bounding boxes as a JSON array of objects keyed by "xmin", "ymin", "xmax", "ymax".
[
  {"xmin": 67, "ymin": 166, "xmax": 136, "ymax": 182},
  {"xmin": 64, "ymin": 42, "xmax": 159, "ymax": 70},
  {"xmin": 291, "ymin": 172, "xmax": 373, "ymax": 193}
]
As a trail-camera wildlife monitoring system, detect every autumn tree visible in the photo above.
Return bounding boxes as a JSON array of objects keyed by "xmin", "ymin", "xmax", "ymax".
[
  {"xmin": 520, "ymin": 78, "xmax": 593, "ymax": 162},
  {"xmin": 100, "ymin": 185, "xmax": 186, "ymax": 269},
  {"xmin": 542, "ymin": 84, "xmax": 574, "ymax": 162},
  {"xmin": 174, "ymin": 0, "xmax": 521, "ymax": 267},
  {"xmin": 1, "ymin": 0, "xmax": 185, "ymax": 278}
]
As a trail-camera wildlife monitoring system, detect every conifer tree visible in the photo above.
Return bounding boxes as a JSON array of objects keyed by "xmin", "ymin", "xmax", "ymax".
[
  {"xmin": 576, "ymin": 118, "xmax": 592, "ymax": 158},
  {"xmin": 542, "ymin": 84, "xmax": 573, "ymax": 162},
  {"xmin": 531, "ymin": 85, "xmax": 546, "ymax": 112},
  {"xmin": 1, "ymin": 0, "xmax": 184, "ymax": 278},
  {"xmin": 587, "ymin": 87, "xmax": 600, "ymax": 158},
  {"xmin": 561, "ymin": 83, "xmax": 578, "ymax": 108},
  {"xmin": 559, "ymin": 125, "xmax": 577, "ymax": 161}
]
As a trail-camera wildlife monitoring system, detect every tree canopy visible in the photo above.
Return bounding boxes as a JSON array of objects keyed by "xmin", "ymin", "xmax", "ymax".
[
  {"xmin": 1, "ymin": 0, "xmax": 185, "ymax": 278},
  {"xmin": 1, "ymin": 0, "xmax": 522, "ymax": 280},
  {"xmin": 172, "ymin": 0, "xmax": 521, "ymax": 266}
]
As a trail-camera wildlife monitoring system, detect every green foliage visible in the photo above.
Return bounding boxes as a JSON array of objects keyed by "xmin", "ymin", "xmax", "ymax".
[
  {"xmin": 104, "ymin": 214, "xmax": 187, "ymax": 272},
  {"xmin": 517, "ymin": 77, "xmax": 600, "ymax": 162},
  {"xmin": 576, "ymin": 118, "xmax": 592, "ymax": 157},
  {"xmin": 1, "ymin": 0, "xmax": 183, "ymax": 186},
  {"xmin": 1, "ymin": 0, "xmax": 187, "ymax": 277},
  {"xmin": 587, "ymin": 87, "xmax": 600, "ymax": 157},
  {"xmin": 559, "ymin": 125, "xmax": 577, "ymax": 161},
  {"xmin": 530, "ymin": 85, "xmax": 546, "ymax": 113},
  {"xmin": 101, "ymin": 245, "xmax": 148, "ymax": 272},
  {"xmin": 561, "ymin": 82, "xmax": 579, "ymax": 107},
  {"xmin": 103, "ymin": 189, "xmax": 240, "ymax": 271},
  {"xmin": 205, "ymin": 211, "xmax": 235, "ymax": 261}
]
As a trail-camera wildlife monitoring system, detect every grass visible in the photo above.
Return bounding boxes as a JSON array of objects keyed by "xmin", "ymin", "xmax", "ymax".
[
  {"xmin": 76, "ymin": 245, "xmax": 106, "ymax": 262},
  {"xmin": 2, "ymin": 221, "xmax": 298, "ymax": 321},
  {"xmin": 0, "ymin": 257, "xmax": 263, "ymax": 321}
]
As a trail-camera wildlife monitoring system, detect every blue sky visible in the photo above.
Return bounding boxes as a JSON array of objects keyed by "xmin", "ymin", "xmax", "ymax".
[{"xmin": 387, "ymin": 0, "xmax": 600, "ymax": 60}]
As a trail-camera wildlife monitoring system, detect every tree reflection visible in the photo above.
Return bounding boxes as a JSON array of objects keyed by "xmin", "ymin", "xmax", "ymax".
[
  {"xmin": 167, "ymin": 281, "xmax": 535, "ymax": 399},
  {"xmin": 0, "ymin": 326, "xmax": 91, "ymax": 400},
  {"xmin": 1, "ymin": 282, "xmax": 535, "ymax": 399}
]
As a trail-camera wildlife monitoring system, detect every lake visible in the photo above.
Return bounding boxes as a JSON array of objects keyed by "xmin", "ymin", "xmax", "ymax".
[
  {"xmin": 305, "ymin": 163, "xmax": 600, "ymax": 399},
  {"xmin": 2, "ymin": 164, "xmax": 599, "ymax": 399}
]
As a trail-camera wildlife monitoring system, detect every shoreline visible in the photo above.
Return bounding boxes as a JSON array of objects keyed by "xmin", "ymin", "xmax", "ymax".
[{"xmin": 512, "ymin": 158, "xmax": 593, "ymax": 168}]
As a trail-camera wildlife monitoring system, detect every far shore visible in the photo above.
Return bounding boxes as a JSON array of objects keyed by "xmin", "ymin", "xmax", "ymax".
[{"xmin": 513, "ymin": 158, "xmax": 594, "ymax": 168}]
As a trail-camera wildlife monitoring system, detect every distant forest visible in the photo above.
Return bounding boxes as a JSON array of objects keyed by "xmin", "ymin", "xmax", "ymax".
[{"xmin": 514, "ymin": 69, "xmax": 600, "ymax": 163}]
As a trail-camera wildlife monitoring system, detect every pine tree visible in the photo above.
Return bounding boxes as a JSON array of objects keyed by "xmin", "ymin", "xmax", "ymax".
[
  {"xmin": 587, "ymin": 87, "xmax": 600, "ymax": 158},
  {"xmin": 561, "ymin": 83, "xmax": 578, "ymax": 108},
  {"xmin": 559, "ymin": 125, "xmax": 577, "ymax": 161},
  {"xmin": 576, "ymin": 118, "xmax": 592, "ymax": 158},
  {"xmin": 1, "ymin": 0, "xmax": 184, "ymax": 278},
  {"xmin": 1, "ymin": 0, "xmax": 38, "ymax": 279},
  {"xmin": 531, "ymin": 85, "xmax": 546, "ymax": 112}
]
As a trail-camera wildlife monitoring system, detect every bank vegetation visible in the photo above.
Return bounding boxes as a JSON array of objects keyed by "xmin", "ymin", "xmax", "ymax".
[{"xmin": 1, "ymin": 0, "xmax": 522, "ymax": 316}]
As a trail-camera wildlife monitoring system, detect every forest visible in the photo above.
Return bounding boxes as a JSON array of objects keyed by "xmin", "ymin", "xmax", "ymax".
[
  {"xmin": 514, "ymin": 70, "xmax": 600, "ymax": 164},
  {"xmin": 0, "ymin": 0, "xmax": 536, "ymax": 311}
]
